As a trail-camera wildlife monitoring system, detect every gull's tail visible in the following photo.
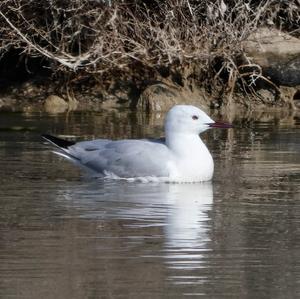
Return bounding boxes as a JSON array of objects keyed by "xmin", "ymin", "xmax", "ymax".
[
  {"xmin": 42, "ymin": 134, "xmax": 77, "ymax": 161},
  {"xmin": 42, "ymin": 134, "xmax": 99, "ymax": 176},
  {"xmin": 42, "ymin": 134, "xmax": 75, "ymax": 149}
]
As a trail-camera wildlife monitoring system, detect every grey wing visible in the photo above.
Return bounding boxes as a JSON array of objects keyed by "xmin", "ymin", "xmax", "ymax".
[{"xmin": 68, "ymin": 139, "xmax": 171, "ymax": 177}]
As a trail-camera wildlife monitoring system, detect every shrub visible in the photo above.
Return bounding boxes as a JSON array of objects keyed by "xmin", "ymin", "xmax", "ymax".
[{"xmin": 0, "ymin": 0, "xmax": 299, "ymax": 97}]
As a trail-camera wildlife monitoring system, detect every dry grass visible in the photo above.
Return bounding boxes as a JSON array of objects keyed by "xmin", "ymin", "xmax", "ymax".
[{"xmin": 0, "ymin": 0, "xmax": 299, "ymax": 97}]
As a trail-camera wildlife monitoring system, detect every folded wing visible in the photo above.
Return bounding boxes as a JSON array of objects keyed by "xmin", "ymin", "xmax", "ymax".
[{"xmin": 43, "ymin": 135, "xmax": 171, "ymax": 178}]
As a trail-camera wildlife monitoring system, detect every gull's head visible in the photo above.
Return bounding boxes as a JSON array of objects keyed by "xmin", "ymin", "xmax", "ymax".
[{"xmin": 165, "ymin": 105, "xmax": 232, "ymax": 135}]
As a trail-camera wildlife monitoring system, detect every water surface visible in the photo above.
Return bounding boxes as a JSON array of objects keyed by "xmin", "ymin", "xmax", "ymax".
[{"xmin": 0, "ymin": 109, "xmax": 299, "ymax": 298}]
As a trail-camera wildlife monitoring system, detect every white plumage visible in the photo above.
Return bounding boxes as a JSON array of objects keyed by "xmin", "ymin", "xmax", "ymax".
[{"xmin": 43, "ymin": 105, "xmax": 232, "ymax": 182}]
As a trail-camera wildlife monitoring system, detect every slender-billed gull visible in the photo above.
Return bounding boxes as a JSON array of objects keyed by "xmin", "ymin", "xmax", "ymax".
[{"xmin": 42, "ymin": 105, "xmax": 232, "ymax": 182}]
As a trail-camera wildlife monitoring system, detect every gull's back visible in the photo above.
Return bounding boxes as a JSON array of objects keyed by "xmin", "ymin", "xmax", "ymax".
[{"xmin": 67, "ymin": 138, "xmax": 172, "ymax": 178}]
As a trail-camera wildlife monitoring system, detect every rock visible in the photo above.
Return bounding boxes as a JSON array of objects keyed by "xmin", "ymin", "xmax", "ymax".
[
  {"xmin": 137, "ymin": 83, "xmax": 209, "ymax": 112},
  {"xmin": 279, "ymin": 86, "xmax": 300, "ymax": 109},
  {"xmin": 44, "ymin": 95, "xmax": 68, "ymax": 113},
  {"xmin": 243, "ymin": 27, "xmax": 300, "ymax": 86},
  {"xmin": 0, "ymin": 96, "xmax": 18, "ymax": 111},
  {"xmin": 293, "ymin": 89, "xmax": 300, "ymax": 109},
  {"xmin": 138, "ymin": 84, "xmax": 178, "ymax": 111},
  {"xmin": 256, "ymin": 89, "xmax": 276, "ymax": 104}
]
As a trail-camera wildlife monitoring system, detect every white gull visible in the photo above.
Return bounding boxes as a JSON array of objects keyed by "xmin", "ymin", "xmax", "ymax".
[{"xmin": 42, "ymin": 105, "xmax": 232, "ymax": 182}]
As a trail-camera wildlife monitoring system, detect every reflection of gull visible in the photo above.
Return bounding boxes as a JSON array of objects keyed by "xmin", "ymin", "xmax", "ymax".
[
  {"xmin": 165, "ymin": 183, "xmax": 213, "ymax": 249},
  {"xmin": 163, "ymin": 183, "xmax": 213, "ymax": 274},
  {"xmin": 106, "ymin": 183, "xmax": 213, "ymax": 270},
  {"xmin": 57, "ymin": 181, "xmax": 213, "ymax": 273},
  {"xmin": 49, "ymin": 181, "xmax": 214, "ymax": 296},
  {"xmin": 59, "ymin": 181, "xmax": 213, "ymax": 249}
]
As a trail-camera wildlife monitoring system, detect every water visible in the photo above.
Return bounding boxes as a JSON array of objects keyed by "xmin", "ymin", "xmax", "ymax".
[{"xmin": 0, "ymin": 109, "xmax": 299, "ymax": 298}]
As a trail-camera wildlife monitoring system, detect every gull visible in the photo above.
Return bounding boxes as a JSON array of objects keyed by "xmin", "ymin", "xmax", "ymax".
[{"xmin": 42, "ymin": 105, "xmax": 232, "ymax": 182}]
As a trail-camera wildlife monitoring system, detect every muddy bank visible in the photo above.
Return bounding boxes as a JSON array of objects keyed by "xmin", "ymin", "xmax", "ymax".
[
  {"xmin": 0, "ymin": 74, "xmax": 299, "ymax": 114},
  {"xmin": 0, "ymin": 81, "xmax": 299, "ymax": 114},
  {"xmin": 1, "ymin": 81, "xmax": 299, "ymax": 116}
]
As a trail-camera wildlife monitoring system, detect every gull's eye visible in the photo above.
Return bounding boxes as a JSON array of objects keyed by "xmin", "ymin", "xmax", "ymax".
[{"xmin": 192, "ymin": 115, "xmax": 199, "ymax": 120}]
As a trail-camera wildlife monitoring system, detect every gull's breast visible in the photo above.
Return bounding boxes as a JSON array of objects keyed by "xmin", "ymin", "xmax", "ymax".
[{"xmin": 168, "ymin": 155, "xmax": 214, "ymax": 182}]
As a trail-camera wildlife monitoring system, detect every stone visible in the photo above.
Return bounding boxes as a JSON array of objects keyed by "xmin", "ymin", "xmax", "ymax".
[
  {"xmin": 279, "ymin": 86, "xmax": 300, "ymax": 109},
  {"xmin": 0, "ymin": 96, "xmax": 17, "ymax": 111},
  {"xmin": 137, "ymin": 83, "xmax": 209, "ymax": 112},
  {"xmin": 243, "ymin": 27, "xmax": 300, "ymax": 86},
  {"xmin": 44, "ymin": 95, "xmax": 68, "ymax": 113},
  {"xmin": 256, "ymin": 89, "xmax": 276, "ymax": 104}
]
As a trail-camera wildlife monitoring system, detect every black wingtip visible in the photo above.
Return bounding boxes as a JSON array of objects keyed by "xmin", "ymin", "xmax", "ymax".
[{"xmin": 42, "ymin": 134, "xmax": 75, "ymax": 149}]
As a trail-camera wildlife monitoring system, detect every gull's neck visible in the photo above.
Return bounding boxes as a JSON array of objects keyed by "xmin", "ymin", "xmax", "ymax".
[
  {"xmin": 165, "ymin": 131, "xmax": 214, "ymax": 182},
  {"xmin": 166, "ymin": 132, "xmax": 207, "ymax": 157}
]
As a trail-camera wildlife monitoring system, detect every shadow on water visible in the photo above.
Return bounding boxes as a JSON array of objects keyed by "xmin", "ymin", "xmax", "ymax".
[{"xmin": 0, "ymin": 108, "xmax": 299, "ymax": 298}]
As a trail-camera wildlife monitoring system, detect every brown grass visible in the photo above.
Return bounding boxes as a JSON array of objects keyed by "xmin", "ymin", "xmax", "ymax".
[{"xmin": 0, "ymin": 0, "xmax": 299, "ymax": 98}]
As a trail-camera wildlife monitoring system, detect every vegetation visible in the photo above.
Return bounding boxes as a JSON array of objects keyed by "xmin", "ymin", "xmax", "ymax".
[{"xmin": 0, "ymin": 0, "xmax": 299, "ymax": 104}]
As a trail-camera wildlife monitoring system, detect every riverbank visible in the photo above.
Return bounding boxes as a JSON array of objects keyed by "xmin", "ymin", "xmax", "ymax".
[{"xmin": 0, "ymin": 1, "xmax": 299, "ymax": 112}]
